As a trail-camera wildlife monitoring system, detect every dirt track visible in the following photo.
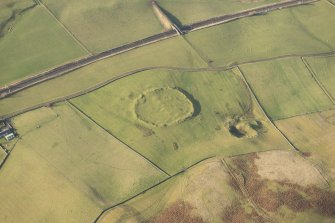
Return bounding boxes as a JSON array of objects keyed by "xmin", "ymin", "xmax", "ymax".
[{"xmin": 0, "ymin": 0, "xmax": 317, "ymax": 99}]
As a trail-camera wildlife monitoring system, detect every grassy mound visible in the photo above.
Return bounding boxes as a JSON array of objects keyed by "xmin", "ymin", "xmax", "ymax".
[
  {"xmin": 135, "ymin": 87, "xmax": 195, "ymax": 127},
  {"xmin": 72, "ymin": 68, "xmax": 292, "ymax": 174}
]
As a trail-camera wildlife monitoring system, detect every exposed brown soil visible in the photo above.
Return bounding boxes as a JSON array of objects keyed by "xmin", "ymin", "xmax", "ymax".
[
  {"xmin": 222, "ymin": 199, "xmax": 266, "ymax": 223},
  {"xmin": 230, "ymin": 153, "xmax": 335, "ymax": 218},
  {"xmin": 149, "ymin": 200, "xmax": 205, "ymax": 223}
]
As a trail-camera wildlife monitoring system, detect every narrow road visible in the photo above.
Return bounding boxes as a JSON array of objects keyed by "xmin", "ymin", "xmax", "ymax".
[{"xmin": 0, "ymin": 0, "xmax": 316, "ymax": 99}]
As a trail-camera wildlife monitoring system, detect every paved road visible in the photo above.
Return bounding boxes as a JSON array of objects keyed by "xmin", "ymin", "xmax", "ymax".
[{"xmin": 0, "ymin": 0, "xmax": 316, "ymax": 98}]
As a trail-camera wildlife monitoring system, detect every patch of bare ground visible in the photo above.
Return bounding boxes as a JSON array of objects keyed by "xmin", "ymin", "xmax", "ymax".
[
  {"xmin": 149, "ymin": 200, "xmax": 205, "ymax": 223},
  {"xmin": 222, "ymin": 199, "xmax": 266, "ymax": 223},
  {"xmin": 255, "ymin": 150, "xmax": 327, "ymax": 187},
  {"xmin": 230, "ymin": 153, "xmax": 335, "ymax": 218}
]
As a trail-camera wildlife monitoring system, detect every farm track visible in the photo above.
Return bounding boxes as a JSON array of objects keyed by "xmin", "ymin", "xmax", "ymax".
[
  {"xmin": 273, "ymin": 107, "xmax": 335, "ymax": 121},
  {"xmin": 92, "ymin": 156, "xmax": 215, "ymax": 223},
  {"xmin": 0, "ymin": 1, "xmax": 333, "ymax": 221},
  {"xmin": 0, "ymin": 66, "xmax": 232, "ymax": 120},
  {"xmin": 221, "ymin": 158, "xmax": 275, "ymax": 223},
  {"xmin": 1, "ymin": 49, "xmax": 335, "ymax": 120},
  {"xmin": 0, "ymin": 0, "xmax": 317, "ymax": 99}
]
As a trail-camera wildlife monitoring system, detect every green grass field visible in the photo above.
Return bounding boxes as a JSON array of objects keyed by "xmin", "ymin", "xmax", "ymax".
[
  {"xmin": 72, "ymin": 68, "xmax": 291, "ymax": 174},
  {"xmin": 276, "ymin": 109, "xmax": 335, "ymax": 186},
  {"xmin": 0, "ymin": 4, "xmax": 87, "ymax": 86},
  {"xmin": 0, "ymin": 148, "xmax": 6, "ymax": 166},
  {"xmin": 98, "ymin": 158, "xmax": 263, "ymax": 223},
  {"xmin": 157, "ymin": 0, "xmax": 281, "ymax": 25},
  {"xmin": 41, "ymin": 0, "xmax": 164, "ymax": 53},
  {"xmin": 185, "ymin": 1, "xmax": 335, "ymax": 67},
  {"xmin": 240, "ymin": 58, "xmax": 334, "ymax": 120},
  {"xmin": 134, "ymin": 87, "xmax": 196, "ymax": 127},
  {"xmin": 0, "ymin": 36, "xmax": 206, "ymax": 117},
  {"xmin": 0, "ymin": 134, "xmax": 102, "ymax": 223},
  {"xmin": 0, "ymin": 0, "xmax": 35, "ymax": 37},
  {"xmin": 305, "ymin": 56, "xmax": 335, "ymax": 100},
  {"xmin": 1, "ymin": 1, "xmax": 335, "ymax": 222},
  {"xmin": 10, "ymin": 103, "xmax": 167, "ymax": 208}
]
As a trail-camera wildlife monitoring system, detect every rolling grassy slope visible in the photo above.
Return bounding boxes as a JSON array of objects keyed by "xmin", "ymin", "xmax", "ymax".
[
  {"xmin": 0, "ymin": 148, "xmax": 6, "ymax": 166},
  {"xmin": 0, "ymin": 36, "xmax": 206, "ymax": 117},
  {"xmin": 0, "ymin": 103, "xmax": 168, "ymax": 222},
  {"xmin": 185, "ymin": 1, "xmax": 335, "ymax": 67},
  {"xmin": 305, "ymin": 56, "xmax": 335, "ymax": 100},
  {"xmin": 0, "ymin": 4, "xmax": 87, "ymax": 86},
  {"xmin": 72, "ymin": 68, "xmax": 291, "ymax": 174},
  {"xmin": 0, "ymin": 137, "xmax": 102, "ymax": 223},
  {"xmin": 0, "ymin": 0, "xmax": 35, "ymax": 37},
  {"xmin": 240, "ymin": 58, "xmax": 334, "ymax": 120},
  {"xmin": 157, "ymin": 0, "xmax": 282, "ymax": 25},
  {"xmin": 10, "ymin": 104, "xmax": 167, "ymax": 207},
  {"xmin": 276, "ymin": 109, "xmax": 335, "ymax": 185},
  {"xmin": 98, "ymin": 158, "xmax": 264, "ymax": 223},
  {"xmin": 41, "ymin": 0, "xmax": 164, "ymax": 53}
]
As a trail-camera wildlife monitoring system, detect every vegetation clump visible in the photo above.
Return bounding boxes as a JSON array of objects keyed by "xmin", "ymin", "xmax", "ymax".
[{"xmin": 221, "ymin": 116, "xmax": 265, "ymax": 138}]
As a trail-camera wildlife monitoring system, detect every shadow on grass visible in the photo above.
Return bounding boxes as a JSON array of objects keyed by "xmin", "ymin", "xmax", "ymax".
[{"xmin": 176, "ymin": 87, "xmax": 201, "ymax": 118}]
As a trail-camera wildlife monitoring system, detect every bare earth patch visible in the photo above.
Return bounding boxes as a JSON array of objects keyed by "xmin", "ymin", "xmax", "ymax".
[{"xmin": 255, "ymin": 150, "xmax": 328, "ymax": 188}]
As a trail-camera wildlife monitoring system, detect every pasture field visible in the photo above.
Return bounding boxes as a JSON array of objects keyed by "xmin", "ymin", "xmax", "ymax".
[
  {"xmin": 157, "ymin": 0, "xmax": 281, "ymax": 25},
  {"xmin": 0, "ymin": 0, "xmax": 334, "ymax": 222},
  {"xmin": 185, "ymin": 1, "xmax": 335, "ymax": 67},
  {"xmin": 227, "ymin": 151, "xmax": 335, "ymax": 223},
  {"xmin": 305, "ymin": 55, "xmax": 335, "ymax": 100},
  {"xmin": 98, "ymin": 158, "xmax": 266, "ymax": 223},
  {"xmin": 0, "ymin": 3, "xmax": 87, "ymax": 86},
  {"xmin": 240, "ymin": 58, "xmax": 334, "ymax": 120},
  {"xmin": 0, "ymin": 36, "xmax": 206, "ymax": 117},
  {"xmin": 0, "ymin": 148, "xmax": 6, "ymax": 166},
  {"xmin": 9, "ymin": 103, "xmax": 167, "ymax": 208},
  {"xmin": 0, "ymin": 0, "xmax": 35, "ymax": 36},
  {"xmin": 0, "ymin": 0, "xmax": 30, "ymax": 7},
  {"xmin": 0, "ymin": 134, "xmax": 102, "ymax": 223},
  {"xmin": 275, "ymin": 109, "xmax": 335, "ymax": 185},
  {"xmin": 41, "ymin": 0, "xmax": 164, "ymax": 53},
  {"xmin": 72, "ymin": 68, "xmax": 291, "ymax": 175}
]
